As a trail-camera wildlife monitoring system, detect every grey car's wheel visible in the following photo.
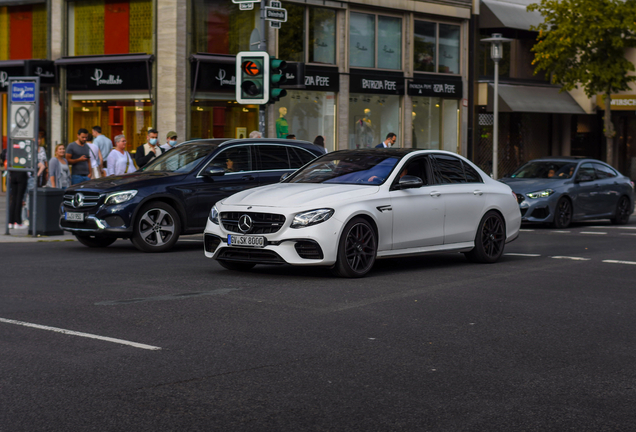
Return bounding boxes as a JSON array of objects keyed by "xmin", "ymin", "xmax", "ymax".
[
  {"xmin": 552, "ymin": 197, "xmax": 572, "ymax": 229},
  {"xmin": 610, "ymin": 196, "xmax": 631, "ymax": 225},
  {"xmin": 131, "ymin": 201, "xmax": 181, "ymax": 253},
  {"xmin": 217, "ymin": 260, "xmax": 256, "ymax": 271},
  {"xmin": 75, "ymin": 235, "xmax": 117, "ymax": 248},
  {"xmin": 332, "ymin": 217, "xmax": 377, "ymax": 278},
  {"xmin": 465, "ymin": 211, "xmax": 506, "ymax": 263}
]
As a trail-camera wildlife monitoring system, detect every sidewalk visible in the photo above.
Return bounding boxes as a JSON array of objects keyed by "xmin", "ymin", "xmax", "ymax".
[{"xmin": 0, "ymin": 191, "xmax": 77, "ymax": 243}]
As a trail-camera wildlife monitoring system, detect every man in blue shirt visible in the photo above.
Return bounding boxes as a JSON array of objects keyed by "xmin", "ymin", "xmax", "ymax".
[{"xmin": 92, "ymin": 126, "xmax": 113, "ymax": 166}]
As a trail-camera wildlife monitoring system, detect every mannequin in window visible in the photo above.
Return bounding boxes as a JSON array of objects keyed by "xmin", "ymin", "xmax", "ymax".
[
  {"xmin": 357, "ymin": 108, "xmax": 374, "ymax": 148},
  {"xmin": 412, "ymin": 111, "xmax": 418, "ymax": 148},
  {"xmin": 276, "ymin": 107, "xmax": 289, "ymax": 138}
]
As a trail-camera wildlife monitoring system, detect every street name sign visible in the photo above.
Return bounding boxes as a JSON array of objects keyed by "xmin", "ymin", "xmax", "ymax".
[
  {"xmin": 264, "ymin": 6, "xmax": 287, "ymax": 22},
  {"xmin": 239, "ymin": 2, "xmax": 254, "ymax": 10}
]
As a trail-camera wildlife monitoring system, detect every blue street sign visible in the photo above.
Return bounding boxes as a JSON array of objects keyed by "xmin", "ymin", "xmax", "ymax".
[{"xmin": 11, "ymin": 82, "xmax": 37, "ymax": 103}]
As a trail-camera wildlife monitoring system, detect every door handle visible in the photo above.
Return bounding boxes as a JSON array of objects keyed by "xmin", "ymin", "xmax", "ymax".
[
  {"xmin": 241, "ymin": 175, "xmax": 255, "ymax": 181},
  {"xmin": 473, "ymin": 190, "xmax": 483, "ymax": 196},
  {"xmin": 430, "ymin": 191, "xmax": 441, "ymax": 197}
]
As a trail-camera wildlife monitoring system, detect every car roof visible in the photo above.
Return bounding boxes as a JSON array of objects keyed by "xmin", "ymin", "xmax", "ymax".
[
  {"xmin": 178, "ymin": 138, "xmax": 325, "ymax": 153},
  {"xmin": 529, "ymin": 156, "xmax": 612, "ymax": 165}
]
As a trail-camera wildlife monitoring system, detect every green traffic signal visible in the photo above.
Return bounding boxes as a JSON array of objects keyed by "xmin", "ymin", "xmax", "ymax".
[
  {"xmin": 271, "ymin": 88, "xmax": 287, "ymax": 99},
  {"xmin": 269, "ymin": 57, "xmax": 288, "ymax": 103}
]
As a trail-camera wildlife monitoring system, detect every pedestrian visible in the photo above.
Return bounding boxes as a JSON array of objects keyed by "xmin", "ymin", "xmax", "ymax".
[
  {"xmin": 249, "ymin": 130, "xmax": 262, "ymax": 138},
  {"xmin": 36, "ymin": 134, "xmax": 48, "ymax": 186},
  {"xmin": 135, "ymin": 128, "xmax": 162, "ymax": 168},
  {"xmin": 376, "ymin": 133, "xmax": 397, "ymax": 148},
  {"xmin": 313, "ymin": 135, "xmax": 325, "ymax": 148},
  {"xmin": 46, "ymin": 144, "xmax": 71, "ymax": 189},
  {"xmin": 66, "ymin": 128, "xmax": 92, "ymax": 184},
  {"xmin": 107, "ymin": 135, "xmax": 137, "ymax": 176},
  {"xmin": 286, "ymin": 134, "xmax": 296, "ymax": 140},
  {"xmin": 8, "ymin": 171, "xmax": 28, "ymax": 229},
  {"xmin": 92, "ymin": 126, "xmax": 113, "ymax": 167},
  {"xmin": 160, "ymin": 131, "xmax": 178, "ymax": 152},
  {"xmin": 86, "ymin": 138, "xmax": 105, "ymax": 178}
]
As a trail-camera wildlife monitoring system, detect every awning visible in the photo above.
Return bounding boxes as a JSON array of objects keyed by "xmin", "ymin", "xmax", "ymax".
[
  {"xmin": 54, "ymin": 53, "xmax": 153, "ymax": 66},
  {"xmin": 487, "ymin": 83, "xmax": 585, "ymax": 114},
  {"xmin": 480, "ymin": 0, "xmax": 543, "ymax": 31},
  {"xmin": 189, "ymin": 53, "xmax": 236, "ymax": 103}
]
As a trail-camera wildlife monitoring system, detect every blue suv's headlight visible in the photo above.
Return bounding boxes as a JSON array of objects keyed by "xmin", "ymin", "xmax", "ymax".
[
  {"xmin": 104, "ymin": 190, "xmax": 138, "ymax": 205},
  {"xmin": 526, "ymin": 189, "xmax": 554, "ymax": 199}
]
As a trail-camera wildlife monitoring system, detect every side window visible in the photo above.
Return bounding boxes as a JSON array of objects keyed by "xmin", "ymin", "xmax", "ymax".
[
  {"xmin": 206, "ymin": 146, "xmax": 252, "ymax": 173},
  {"xmin": 394, "ymin": 156, "xmax": 430, "ymax": 186},
  {"xmin": 593, "ymin": 163, "xmax": 617, "ymax": 179},
  {"xmin": 577, "ymin": 163, "xmax": 596, "ymax": 181},
  {"xmin": 432, "ymin": 154, "xmax": 466, "ymax": 184},
  {"xmin": 463, "ymin": 161, "xmax": 483, "ymax": 183},
  {"xmin": 258, "ymin": 145, "xmax": 290, "ymax": 170},
  {"xmin": 289, "ymin": 148, "xmax": 316, "ymax": 169}
]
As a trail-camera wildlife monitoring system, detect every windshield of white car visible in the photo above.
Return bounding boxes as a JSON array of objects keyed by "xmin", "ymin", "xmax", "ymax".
[
  {"xmin": 510, "ymin": 161, "xmax": 578, "ymax": 179},
  {"xmin": 288, "ymin": 153, "xmax": 401, "ymax": 185},
  {"xmin": 142, "ymin": 144, "xmax": 218, "ymax": 173}
]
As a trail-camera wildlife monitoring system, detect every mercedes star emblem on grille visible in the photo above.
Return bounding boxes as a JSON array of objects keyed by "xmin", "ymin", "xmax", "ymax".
[
  {"xmin": 238, "ymin": 214, "xmax": 253, "ymax": 233},
  {"xmin": 73, "ymin": 193, "xmax": 85, "ymax": 209}
]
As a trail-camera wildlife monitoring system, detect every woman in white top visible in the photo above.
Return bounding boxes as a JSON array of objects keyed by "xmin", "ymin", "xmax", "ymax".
[
  {"xmin": 86, "ymin": 139, "xmax": 105, "ymax": 178},
  {"xmin": 106, "ymin": 135, "xmax": 137, "ymax": 176}
]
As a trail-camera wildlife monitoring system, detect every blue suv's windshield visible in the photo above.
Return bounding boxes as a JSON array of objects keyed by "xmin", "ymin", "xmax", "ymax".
[{"xmin": 143, "ymin": 144, "xmax": 218, "ymax": 173}]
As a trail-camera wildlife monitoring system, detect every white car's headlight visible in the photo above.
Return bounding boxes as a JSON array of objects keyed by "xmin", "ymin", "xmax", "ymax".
[
  {"xmin": 526, "ymin": 189, "xmax": 555, "ymax": 199},
  {"xmin": 209, "ymin": 205, "xmax": 220, "ymax": 224},
  {"xmin": 290, "ymin": 208, "xmax": 334, "ymax": 228},
  {"xmin": 104, "ymin": 190, "xmax": 137, "ymax": 205}
]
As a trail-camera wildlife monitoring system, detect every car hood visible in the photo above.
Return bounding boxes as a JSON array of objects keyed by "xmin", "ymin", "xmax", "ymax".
[
  {"xmin": 67, "ymin": 172, "xmax": 185, "ymax": 193},
  {"xmin": 222, "ymin": 183, "xmax": 381, "ymax": 208},
  {"xmin": 499, "ymin": 177, "xmax": 568, "ymax": 193}
]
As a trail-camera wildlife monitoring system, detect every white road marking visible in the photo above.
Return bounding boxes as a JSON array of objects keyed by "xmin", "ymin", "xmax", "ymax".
[
  {"xmin": 505, "ymin": 253, "xmax": 541, "ymax": 257},
  {"xmin": 618, "ymin": 227, "xmax": 636, "ymax": 230},
  {"xmin": 552, "ymin": 231, "xmax": 570, "ymax": 233},
  {"xmin": 0, "ymin": 317, "xmax": 161, "ymax": 351},
  {"xmin": 551, "ymin": 256, "xmax": 591, "ymax": 261},
  {"xmin": 519, "ymin": 229, "xmax": 535, "ymax": 232},
  {"xmin": 580, "ymin": 232, "xmax": 607, "ymax": 235},
  {"xmin": 620, "ymin": 233, "xmax": 636, "ymax": 236},
  {"xmin": 603, "ymin": 260, "xmax": 636, "ymax": 266}
]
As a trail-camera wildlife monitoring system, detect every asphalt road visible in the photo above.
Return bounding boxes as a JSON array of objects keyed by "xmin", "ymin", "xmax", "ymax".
[{"xmin": 1, "ymin": 218, "xmax": 636, "ymax": 431}]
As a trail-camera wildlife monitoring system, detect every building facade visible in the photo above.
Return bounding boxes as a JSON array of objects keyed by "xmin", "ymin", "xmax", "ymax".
[{"xmin": 0, "ymin": 0, "xmax": 472, "ymax": 159}]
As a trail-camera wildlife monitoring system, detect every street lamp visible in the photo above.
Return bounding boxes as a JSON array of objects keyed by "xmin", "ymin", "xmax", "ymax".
[{"xmin": 481, "ymin": 33, "xmax": 512, "ymax": 179}]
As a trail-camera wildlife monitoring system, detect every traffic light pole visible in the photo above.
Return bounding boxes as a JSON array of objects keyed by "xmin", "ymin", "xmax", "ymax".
[{"xmin": 258, "ymin": 0, "xmax": 267, "ymax": 136}]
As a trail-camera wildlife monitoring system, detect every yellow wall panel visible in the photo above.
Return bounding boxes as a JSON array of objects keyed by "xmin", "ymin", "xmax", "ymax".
[
  {"xmin": 128, "ymin": 0, "xmax": 152, "ymax": 54},
  {"xmin": 74, "ymin": 0, "xmax": 105, "ymax": 56},
  {"xmin": 32, "ymin": 3, "xmax": 47, "ymax": 59},
  {"xmin": 0, "ymin": 7, "xmax": 9, "ymax": 61}
]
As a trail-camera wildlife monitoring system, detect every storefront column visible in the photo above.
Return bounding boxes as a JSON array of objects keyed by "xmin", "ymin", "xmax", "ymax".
[
  {"xmin": 403, "ymin": 12, "xmax": 413, "ymax": 148},
  {"xmin": 50, "ymin": 0, "xmax": 65, "ymax": 146},
  {"xmin": 156, "ymin": 0, "xmax": 187, "ymax": 138},
  {"xmin": 336, "ymin": 8, "xmax": 348, "ymax": 150}
]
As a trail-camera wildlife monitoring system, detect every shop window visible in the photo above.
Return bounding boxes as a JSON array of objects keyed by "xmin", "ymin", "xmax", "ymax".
[
  {"xmin": 348, "ymin": 94, "xmax": 401, "ymax": 149},
  {"xmin": 67, "ymin": 97, "xmax": 152, "ymax": 153},
  {"xmin": 68, "ymin": 0, "xmax": 153, "ymax": 56},
  {"xmin": 412, "ymin": 97, "xmax": 459, "ymax": 152},
  {"xmin": 273, "ymin": 90, "xmax": 336, "ymax": 152},
  {"xmin": 191, "ymin": 100, "xmax": 258, "ymax": 140},
  {"xmin": 414, "ymin": 20, "xmax": 460, "ymax": 74},
  {"xmin": 191, "ymin": 0, "xmax": 260, "ymax": 55},
  {"xmin": 278, "ymin": 3, "xmax": 336, "ymax": 65},
  {"xmin": 0, "ymin": 4, "xmax": 48, "ymax": 60},
  {"xmin": 350, "ymin": 12, "xmax": 402, "ymax": 70}
]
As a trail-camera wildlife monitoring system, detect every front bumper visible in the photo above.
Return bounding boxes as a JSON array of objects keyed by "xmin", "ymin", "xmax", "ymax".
[
  {"xmin": 204, "ymin": 212, "xmax": 342, "ymax": 266},
  {"xmin": 518, "ymin": 196, "xmax": 554, "ymax": 223},
  {"xmin": 59, "ymin": 200, "xmax": 138, "ymax": 237}
]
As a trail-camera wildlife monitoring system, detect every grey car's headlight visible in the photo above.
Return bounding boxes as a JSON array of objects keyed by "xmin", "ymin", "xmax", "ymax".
[
  {"xmin": 209, "ymin": 205, "xmax": 220, "ymax": 224},
  {"xmin": 526, "ymin": 189, "xmax": 555, "ymax": 199},
  {"xmin": 290, "ymin": 209, "xmax": 334, "ymax": 228},
  {"xmin": 104, "ymin": 190, "xmax": 137, "ymax": 205}
]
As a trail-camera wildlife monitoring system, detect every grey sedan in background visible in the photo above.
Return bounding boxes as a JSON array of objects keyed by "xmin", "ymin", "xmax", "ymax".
[{"xmin": 500, "ymin": 157, "xmax": 635, "ymax": 228}]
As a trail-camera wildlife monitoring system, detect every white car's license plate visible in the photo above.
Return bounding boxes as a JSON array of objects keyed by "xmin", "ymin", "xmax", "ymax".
[
  {"xmin": 65, "ymin": 212, "xmax": 85, "ymax": 222},
  {"xmin": 228, "ymin": 234, "xmax": 265, "ymax": 247}
]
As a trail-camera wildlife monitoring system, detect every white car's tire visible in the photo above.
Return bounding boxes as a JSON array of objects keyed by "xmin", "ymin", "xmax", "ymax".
[{"xmin": 332, "ymin": 217, "xmax": 377, "ymax": 278}]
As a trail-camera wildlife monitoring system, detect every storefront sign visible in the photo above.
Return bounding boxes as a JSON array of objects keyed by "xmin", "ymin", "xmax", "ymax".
[
  {"xmin": 349, "ymin": 70, "xmax": 404, "ymax": 95},
  {"xmin": 408, "ymin": 75, "xmax": 463, "ymax": 99},
  {"xmin": 193, "ymin": 60, "xmax": 236, "ymax": 93},
  {"xmin": 0, "ymin": 61, "xmax": 55, "ymax": 90},
  {"xmin": 596, "ymin": 94, "xmax": 636, "ymax": 111},
  {"xmin": 304, "ymin": 66, "xmax": 339, "ymax": 92},
  {"xmin": 67, "ymin": 62, "xmax": 151, "ymax": 91}
]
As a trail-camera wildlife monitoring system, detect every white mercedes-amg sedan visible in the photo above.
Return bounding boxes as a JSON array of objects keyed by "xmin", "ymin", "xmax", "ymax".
[{"xmin": 203, "ymin": 149, "xmax": 521, "ymax": 277}]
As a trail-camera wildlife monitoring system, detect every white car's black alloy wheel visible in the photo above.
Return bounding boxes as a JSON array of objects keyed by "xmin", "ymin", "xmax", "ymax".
[{"xmin": 333, "ymin": 217, "xmax": 377, "ymax": 278}]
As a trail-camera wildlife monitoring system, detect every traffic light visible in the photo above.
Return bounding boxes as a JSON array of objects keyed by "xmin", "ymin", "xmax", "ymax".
[
  {"xmin": 236, "ymin": 51, "xmax": 270, "ymax": 105},
  {"xmin": 269, "ymin": 57, "xmax": 288, "ymax": 104}
]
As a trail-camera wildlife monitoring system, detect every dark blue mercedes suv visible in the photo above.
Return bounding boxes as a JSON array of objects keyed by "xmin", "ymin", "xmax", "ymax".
[{"xmin": 60, "ymin": 138, "xmax": 326, "ymax": 252}]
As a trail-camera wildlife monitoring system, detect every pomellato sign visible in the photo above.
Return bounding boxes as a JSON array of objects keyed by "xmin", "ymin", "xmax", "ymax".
[
  {"xmin": 67, "ymin": 62, "xmax": 150, "ymax": 91},
  {"xmin": 90, "ymin": 69, "xmax": 123, "ymax": 86}
]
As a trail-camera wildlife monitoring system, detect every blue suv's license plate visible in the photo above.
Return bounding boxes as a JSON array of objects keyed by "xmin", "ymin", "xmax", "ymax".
[
  {"xmin": 228, "ymin": 234, "xmax": 265, "ymax": 247},
  {"xmin": 65, "ymin": 212, "xmax": 85, "ymax": 222}
]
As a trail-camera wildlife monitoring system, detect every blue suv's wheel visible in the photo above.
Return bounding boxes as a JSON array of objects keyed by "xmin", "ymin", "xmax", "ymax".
[{"xmin": 131, "ymin": 201, "xmax": 181, "ymax": 252}]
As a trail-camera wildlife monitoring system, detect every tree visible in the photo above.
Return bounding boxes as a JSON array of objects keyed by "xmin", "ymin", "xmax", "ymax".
[{"xmin": 527, "ymin": 0, "xmax": 636, "ymax": 165}]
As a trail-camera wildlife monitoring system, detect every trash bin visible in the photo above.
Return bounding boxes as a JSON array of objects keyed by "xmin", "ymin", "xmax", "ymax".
[{"xmin": 28, "ymin": 187, "xmax": 65, "ymax": 236}]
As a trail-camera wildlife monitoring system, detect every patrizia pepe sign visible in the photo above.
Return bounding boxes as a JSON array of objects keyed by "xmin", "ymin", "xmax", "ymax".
[
  {"xmin": 408, "ymin": 76, "xmax": 463, "ymax": 99},
  {"xmin": 350, "ymin": 70, "xmax": 404, "ymax": 95}
]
